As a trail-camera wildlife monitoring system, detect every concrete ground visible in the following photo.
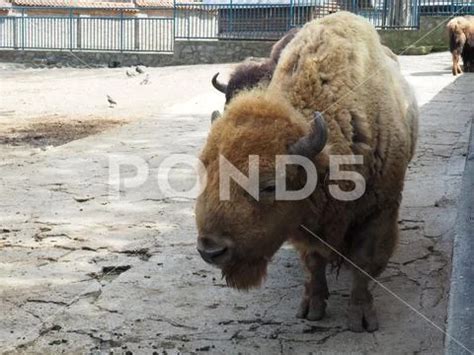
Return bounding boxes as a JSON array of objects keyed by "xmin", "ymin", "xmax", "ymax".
[{"xmin": 0, "ymin": 53, "xmax": 473, "ymax": 355}]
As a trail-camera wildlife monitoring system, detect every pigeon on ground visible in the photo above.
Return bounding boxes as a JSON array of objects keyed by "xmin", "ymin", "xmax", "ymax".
[
  {"xmin": 136, "ymin": 66, "xmax": 145, "ymax": 74},
  {"xmin": 107, "ymin": 95, "xmax": 117, "ymax": 108},
  {"xmin": 140, "ymin": 74, "xmax": 150, "ymax": 85},
  {"xmin": 126, "ymin": 70, "xmax": 136, "ymax": 77}
]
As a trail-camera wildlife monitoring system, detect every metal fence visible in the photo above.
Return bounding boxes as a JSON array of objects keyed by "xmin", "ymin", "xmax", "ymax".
[
  {"xmin": 0, "ymin": 8, "xmax": 175, "ymax": 52},
  {"xmin": 0, "ymin": 1, "xmax": 421, "ymax": 53},
  {"xmin": 418, "ymin": 0, "xmax": 474, "ymax": 15},
  {"xmin": 175, "ymin": 0, "xmax": 421, "ymax": 40}
]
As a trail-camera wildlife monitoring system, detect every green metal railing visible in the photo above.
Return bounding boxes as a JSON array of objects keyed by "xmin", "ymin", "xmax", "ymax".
[
  {"xmin": 0, "ymin": 7, "xmax": 175, "ymax": 52},
  {"xmin": 0, "ymin": 1, "xmax": 422, "ymax": 53},
  {"xmin": 419, "ymin": 0, "xmax": 474, "ymax": 15},
  {"xmin": 175, "ymin": 0, "xmax": 421, "ymax": 41}
]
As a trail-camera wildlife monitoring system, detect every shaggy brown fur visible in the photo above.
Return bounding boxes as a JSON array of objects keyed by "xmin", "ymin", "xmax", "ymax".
[
  {"xmin": 196, "ymin": 12, "xmax": 418, "ymax": 332},
  {"xmin": 382, "ymin": 45, "xmax": 399, "ymax": 65},
  {"xmin": 213, "ymin": 28, "xmax": 299, "ymax": 104},
  {"xmin": 269, "ymin": 28, "xmax": 299, "ymax": 63},
  {"xmin": 447, "ymin": 16, "xmax": 474, "ymax": 75}
]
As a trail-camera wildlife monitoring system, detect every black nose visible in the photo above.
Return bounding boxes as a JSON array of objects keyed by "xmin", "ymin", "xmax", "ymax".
[{"xmin": 197, "ymin": 246, "xmax": 227, "ymax": 264}]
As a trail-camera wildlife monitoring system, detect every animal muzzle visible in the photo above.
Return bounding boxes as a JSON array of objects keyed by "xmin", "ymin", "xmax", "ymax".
[{"xmin": 197, "ymin": 237, "xmax": 229, "ymax": 265}]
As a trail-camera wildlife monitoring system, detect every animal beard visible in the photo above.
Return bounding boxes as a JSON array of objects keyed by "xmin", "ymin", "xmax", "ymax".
[{"xmin": 222, "ymin": 257, "xmax": 269, "ymax": 290}]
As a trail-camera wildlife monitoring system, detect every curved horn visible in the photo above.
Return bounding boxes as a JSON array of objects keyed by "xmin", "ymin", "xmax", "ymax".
[
  {"xmin": 212, "ymin": 73, "xmax": 227, "ymax": 94},
  {"xmin": 211, "ymin": 110, "xmax": 221, "ymax": 123},
  {"xmin": 288, "ymin": 112, "xmax": 327, "ymax": 157}
]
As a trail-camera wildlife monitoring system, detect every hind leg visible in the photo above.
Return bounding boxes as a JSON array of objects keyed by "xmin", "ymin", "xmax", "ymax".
[
  {"xmin": 296, "ymin": 250, "xmax": 329, "ymax": 321},
  {"xmin": 347, "ymin": 206, "xmax": 399, "ymax": 332},
  {"xmin": 462, "ymin": 51, "xmax": 473, "ymax": 73},
  {"xmin": 452, "ymin": 52, "xmax": 463, "ymax": 75}
]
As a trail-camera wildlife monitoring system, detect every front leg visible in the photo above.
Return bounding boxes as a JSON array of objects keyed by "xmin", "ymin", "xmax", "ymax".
[
  {"xmin": 348, "ymin": 270, "xmax": 378, "ymax": 332},
  {"xmin": 347, "ymin": 206, "xmax": 399, "ymax": 332},
  {"xmin": 296, "ymin": 251, "xmax": 329, "ymax": 321}
]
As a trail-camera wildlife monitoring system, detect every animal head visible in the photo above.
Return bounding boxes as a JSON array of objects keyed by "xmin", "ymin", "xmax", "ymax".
[
  {"xmin": 196, "ymin": 90, "xmax": 327, "ymax": 290},
  {"xmin": 211, "ymin": 29, "xmax": 298, "ymax": 105},
  {"xmin": 212, "ymin": 61, "xmax": 275, "ymax": 105}
]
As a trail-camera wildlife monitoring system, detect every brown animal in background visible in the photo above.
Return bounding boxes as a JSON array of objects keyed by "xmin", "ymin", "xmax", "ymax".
[
  {"xmin": 211, "ymin": 28, "xmax": 299, "ymax": 105},
  {"xmin": 196, "ymin": 12, "xmax": 418, "ymax": 332},
  {"xmin": 447, "ymin": 15, "xmax": 474, "ymax": 75}
]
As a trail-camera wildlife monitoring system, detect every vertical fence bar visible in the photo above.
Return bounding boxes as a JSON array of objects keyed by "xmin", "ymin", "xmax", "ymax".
[
  {"xmin": 21, "ymin": 8, "xmax": 25, "ymax": 50},
  {"xmin": 412, "ymin": 0, "xmax": 416, "ymax": 29},
  {"xmin": 172, "ymin": 0, "xmax": 176, "ymax": 49},
  {"xmin": 187, "ymin": 7, "xmax": 190, "ymax": 39},
  {"xmin": 382, "ymin": 0, "xmax": 388, "ymax": 29},
  {"xmin": 120, "ymin": 11, "xmax": 124, "ymax": 52},
  {"xmin": 289, "ymin": 0, "xmax": 294, "ymax": 29},
  {"xmin": 69, "ymin": 9, "xmax": 73, "ymax": 50},
  {"xmin": 229, "ymin": 0, "xmax": 233, "ymax": 34},
  {"xmin": 77, "ymin": 15, "xmax": 82, "ymax": 49},
  {"xmin": 13, "ymin": 15, "xmax": 18, "ymax": 49},
  {"xmin": 134, "ymin": 16, "xmax": 140, "ymax": 51}
]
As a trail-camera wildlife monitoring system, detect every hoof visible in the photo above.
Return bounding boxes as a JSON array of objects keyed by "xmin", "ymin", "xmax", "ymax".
[
  {"xmin": 296, "ymin": 298, "xmax": 326, "ymax": 321},
  {"xmin": 347, "ymin": 302, "xmax": 379, "ymax": 332}
]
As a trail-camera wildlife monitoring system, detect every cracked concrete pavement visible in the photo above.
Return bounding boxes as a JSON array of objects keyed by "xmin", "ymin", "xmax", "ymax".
[{"xmin": 0, "ymin": 53, "xmax": 473, "ymax": 354}]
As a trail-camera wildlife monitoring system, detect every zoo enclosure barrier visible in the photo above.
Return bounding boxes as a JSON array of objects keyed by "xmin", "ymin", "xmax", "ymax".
[
  {"xmin": 1, "ymin": 0, "xmax": 470, "ymax": 53},
  {"xmin": 418, "ymin": 0, "xmax": 474, "ymax": 15},
  {"xmin": 0, "ymin": 7, "xmax": 175, "ymax": 52},
  {"xmin": 175, "ymin": 0, "xmax": 420, "ymax": 41}
]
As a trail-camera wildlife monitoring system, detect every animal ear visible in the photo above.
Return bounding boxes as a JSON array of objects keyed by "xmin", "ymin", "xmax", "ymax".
[
  {"xmin": 288, "ymin": 112, "xmax": 327, "ymax": 158},
  {"xmin": 211, "ymin": 110, "xmax": 221, "ymax": 123}
]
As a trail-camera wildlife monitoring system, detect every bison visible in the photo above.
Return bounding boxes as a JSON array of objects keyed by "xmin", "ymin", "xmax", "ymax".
[
  {"xmin": 196, "ymin": 12, "xmax": 418, "ymax": 332},
  {"xmin": 447, "ymin": 15, "xmax": 474, "ymax": 75},
  {"xmin": 211, "ymin": 28, "xmax": 299, "ymax": 105}
]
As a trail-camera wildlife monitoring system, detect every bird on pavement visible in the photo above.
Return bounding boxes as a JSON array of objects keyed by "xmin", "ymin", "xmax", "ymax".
[
  {"xmin": 140, "ymin": 74, "xmax": 150, "ymax": 85},
  {"xmin": 126, "ymin": 70, "xmax": 136, "ymax": 77},
  {"xmin": 107, "ymin": 95, "xmax": 117, "ymax": 108},
  {"xmin": 136, "ymin": 66, "xmax": 145, "ymax": 74}
]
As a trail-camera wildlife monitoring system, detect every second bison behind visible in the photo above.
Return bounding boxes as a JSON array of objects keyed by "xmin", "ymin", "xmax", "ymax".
[{"xmin": 196, "ymin": 12, "xmax": 418, "ymax": 332}]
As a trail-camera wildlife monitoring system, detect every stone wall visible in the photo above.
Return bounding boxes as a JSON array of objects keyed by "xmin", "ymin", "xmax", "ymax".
[
  {"xmin": 379, "ymin": 16, "xmax": 448, "ymax": 53},
  {"xmin": 172, "ymin": 40, "xmax": 274, "ymax": 65},
  {"xmin": 0, "ymin": 16, "xmax": 450, "ymax": 68},
  {"xmin": 0, "ymin": 49, "xmax": 175, "ymax": 68},
  {"xmin": 0, "ymin": 40, "xmax": 274, "ymax": 68}
]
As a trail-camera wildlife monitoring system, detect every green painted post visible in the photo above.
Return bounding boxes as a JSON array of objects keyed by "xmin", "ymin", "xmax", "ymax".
[
  {"xmin": 69, "ymin": 9, "xmax": 73, "ymax": 50},
  {"xmin": 134, "ymin": 16, "xmax": 140, "ymax": 50},
  {"xmin": 229, "ymin": 0, "xmax": 233, "ymax": 34},
  {"xmin": 120, "ymin": 11, "xmax": 124, "ymax": 52},
  {"xmin": 187, "ymin": 8, "xmax": 190, "ymax": 39},
  {"xmin": 77, "ymin": 15, "xmax": 82, "ymax": 49},
  {"xmin": 21, "ymin": 8, "xmax": 25, "ymax": 50},
  {"xmin": 382, "ymin": 0, "xmax": 388, "ymax": 29},
  {"xmin": 13, "ymin": 15, "xmax": 18, "ymax": 49},
  {"xmin": 289, "ymin": 0, "xmax": 294, "ymax": 30},
  {"xmin": 173, "ymin": 0, "xmax": 177, "ymax": 43}
]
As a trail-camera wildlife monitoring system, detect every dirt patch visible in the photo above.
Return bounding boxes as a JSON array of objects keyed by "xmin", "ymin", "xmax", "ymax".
[{"xmin": 0, "ymin": 117, "xmax": 125, "ymax": 147}]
